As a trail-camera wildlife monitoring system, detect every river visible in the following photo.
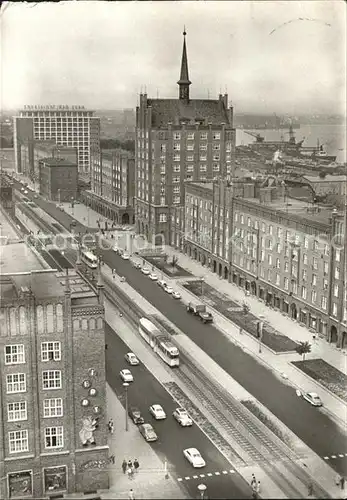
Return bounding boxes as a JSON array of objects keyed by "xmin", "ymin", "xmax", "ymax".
[{"xmin": 236, "ymin": 123, "xmax": 346, "ymax": 163}]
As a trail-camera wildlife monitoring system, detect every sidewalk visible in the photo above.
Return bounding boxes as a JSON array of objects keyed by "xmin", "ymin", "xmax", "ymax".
[{"xmin": 102, "ymin": 383, "xmax": 188, "ymax": 499}]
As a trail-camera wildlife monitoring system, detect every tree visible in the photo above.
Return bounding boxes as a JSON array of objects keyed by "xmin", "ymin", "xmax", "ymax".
[
  {"xmin": 318, "ymin": 171, "xmax": 327, "ymax": 179},
  {"xmin": 242, "ymin": 303, "xmax": 250, "ymax": 315},
  {"xmin": 295, "ymin": 341, "xmax": 311, "ymax": 360},
  {"xmin": 171, "ymin": 256, "xmax": 178, "ymax": 269}
]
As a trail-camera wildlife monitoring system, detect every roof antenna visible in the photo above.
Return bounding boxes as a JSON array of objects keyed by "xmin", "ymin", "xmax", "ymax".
[
  {"xmin": 225, "ymin": 85, "xmax": 228, "ymax": 94},
  {"xmin": 157, "ymin": 88, "xmax": 159, "ymax": 98},
  {"xmin": 207, "ymin": 89, "xmax": 210, "ymax": 99},
  {"xmin": 144, "ymin": 85, "xmax": 147, "ymax": 94}
]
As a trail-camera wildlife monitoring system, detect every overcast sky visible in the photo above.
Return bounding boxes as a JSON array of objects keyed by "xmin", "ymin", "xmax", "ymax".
[{"xmin": 1, "ymin": 1, "xmax": 346, "ymax": 115}]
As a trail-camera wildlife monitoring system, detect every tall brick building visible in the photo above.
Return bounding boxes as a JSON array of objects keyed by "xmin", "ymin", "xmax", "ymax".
[
  {"xmin": 0, "ymin": 269, "xmax": 108, "ymax": 499},
  {"xmin": 135, "ymin": 30, "xmax": 236, "ymax": 247},
  {"xmin": 38, "ymin": 157, "xmax": 78, "ymax": 203},
  {"xmin": 184, "ymin": 179, "xmax": 347, "ymax": 346}
]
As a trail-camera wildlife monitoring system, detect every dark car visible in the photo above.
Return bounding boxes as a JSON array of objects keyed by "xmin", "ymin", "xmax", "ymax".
[
  {"xmin": 128, "ymin": 407, "xmax": 144, "ymax": 424},
  {"xmin": 138, "ymin": 423, "xmax": 158, "ymax": 442}
]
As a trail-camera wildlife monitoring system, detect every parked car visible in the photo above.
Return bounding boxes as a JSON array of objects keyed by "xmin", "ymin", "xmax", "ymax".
[
  {"xmin": 128, "ymin": 407, "xmax": 144, "ymax": 424},
  {"xmin": 172, "ymin": 291, "xmax": 181, "ymax": 300},
  {"xmin": 149, "ymin": 273, "xmax": 158, "ymax": 281},
  {"xmin": 119, "ymin": 369, "xmax": 134, "ymax": 382},
  {"xmin": 138, "ymin": 423, "xmax": 158, "ymax": 442},
  {"xmin": 164, "ymin": 286, "xmax": 174, "ymax": 294},
  {"xmin": 121, "ymin": 253, "xmax": 130, "ymax": 260},
  {"xmin": 157, "ymin": 280, "xmax": 167, "ymax": 289},
  {"xmin": 132, "ymin": 261, "xmax": 142, "ymax": 269},
  {"xmin": 187, "ymin": 302, "xmax": 213, "ymax": 323},
  {"xmin": 173, "ymin": 408, "xmax": 193, "ymax": 426},
  {"xmin": 183, "ymin": 448, "xmax": 206, "ymax": 468},
  {"xmin": 124, "ymin": 352, "xmax": 140, "ymax": 366},
  {"xmin": 303, "ymin": 392, "xmax": 322, "ymax": 407},
  {"xmin": 141, "ymin": 267, "xmax": 150, "ymax": 275},
  {"xmin": 149, "ymin": 404, "xmax": 166, "ymax": 420}
]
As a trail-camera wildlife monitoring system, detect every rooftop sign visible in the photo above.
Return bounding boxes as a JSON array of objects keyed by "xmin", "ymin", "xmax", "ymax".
[{"xmin": 23, "ymin": 105, "xmax": 85, "ymax": 111}]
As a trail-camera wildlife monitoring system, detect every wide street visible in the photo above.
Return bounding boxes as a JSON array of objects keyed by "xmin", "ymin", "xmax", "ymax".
[
  {"xmin": 12, "ymin": 182, "xmax": 347, "ymax": 477},
  {"xmin": 105, "ymin": 322, "xmax": 252, "ymax": 499}
]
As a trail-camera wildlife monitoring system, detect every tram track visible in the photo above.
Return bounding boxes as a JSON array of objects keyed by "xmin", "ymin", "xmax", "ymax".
[{"xmin": 101, "ymin": 274, "xmax": 331, "ymax": 499}]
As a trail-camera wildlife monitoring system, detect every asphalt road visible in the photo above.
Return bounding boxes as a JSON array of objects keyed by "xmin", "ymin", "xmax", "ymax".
[
  {"xmin": 105, "ymin": 322, "xmax": 252, "ymax": 499},
  {"xmin": 16, "ymin": 184, "xmax": 347, "ymax": 476}
]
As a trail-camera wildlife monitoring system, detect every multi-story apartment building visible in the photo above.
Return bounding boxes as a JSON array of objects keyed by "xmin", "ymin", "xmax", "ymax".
[
  {"xmin": 13, "ymin": 105, "xmax": 100, "ymax": 179},
  {"xmin": 0, "ymin": 269, "xmax": 108, "ymax": 499},
  {"xmin": 38, "ymin": 157, "xmax": 78, "ymax": 203},
  {"xmin": 184, "ymin": 179, "xmax": 347, "ymax": 346},
  {"xmin": 81, "ymin": 149, "xmax": 135, "ymax": 224},
  {"xmin": 135, "ymin": 30, "xmax": 236, "ymax": 246}
]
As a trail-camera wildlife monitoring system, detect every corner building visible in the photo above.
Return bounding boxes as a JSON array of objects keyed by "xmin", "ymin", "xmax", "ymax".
[
  {"xmin": 184, "ymin": 179, "xmax": 347, "ymax": 347},
  {"xmin": 135, "ymin": 30, "xmax": 236, "ymax": 246},
  {"xmin": 0, "ymin": 269, "xmax": 108, "ymax": 499}
]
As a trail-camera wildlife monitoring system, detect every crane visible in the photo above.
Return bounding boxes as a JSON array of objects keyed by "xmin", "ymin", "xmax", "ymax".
[{"xmin": 244, "ymin": 131, "xmax": 264, "ymax": 143}]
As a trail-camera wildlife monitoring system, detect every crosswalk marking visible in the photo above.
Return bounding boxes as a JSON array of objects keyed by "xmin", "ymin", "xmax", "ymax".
[{"xmin": 177, "ymin": 469, "xmax": 236, "ymax": 482}]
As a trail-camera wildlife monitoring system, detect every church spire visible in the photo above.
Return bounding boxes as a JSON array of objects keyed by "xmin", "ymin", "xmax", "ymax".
[{"xmin": 177, "ymin": 28, "xmax": 191, "ymax": 101}]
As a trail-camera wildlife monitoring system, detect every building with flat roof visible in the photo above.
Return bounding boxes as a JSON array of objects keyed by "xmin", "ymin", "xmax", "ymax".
[
  {"xmin": 39, "ymin": 157, "xmax": 78, "ymax": 203},
  {"xmin": 82, "ymin": 148, "xmax": 135, "ymax": 224},
  {"xmin": 0, "ymin": 268, "xmax": 108, "ymax": 499},
  {"xmin": 13, "ymin": 105, "xmax": 100, "ymax": 179},
  {"xmin": 135, "ymin": 30, "xmax": 236, "ymax": 247},
  {"xmin": 184, "ymin": 178, "xmax": 347, "ymax": 346}
]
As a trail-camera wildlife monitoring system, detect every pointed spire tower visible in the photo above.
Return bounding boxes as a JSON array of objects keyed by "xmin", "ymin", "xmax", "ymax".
[{"xmin": 177, "ymin": 28, "xmax": 191, "ymax": 101}]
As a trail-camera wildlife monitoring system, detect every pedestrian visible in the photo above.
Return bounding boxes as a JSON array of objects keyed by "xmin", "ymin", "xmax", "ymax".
[
  {"xmin": 108, "ymin": 419, "xmax": 114, "ymax": 434},
  {"xmin": 105, "ymin": 344, "xmax": 108, "ymax": 350},
  {"xmin": 111, "ymin": 454, "xmax": 115, "ymax": 464},
  {"xmin": 134, "ymin": 458, "xmax": 139, "ymax": 473},
  {"xmin": 256, "ymin": 481, "xmax": 261, "ymax": 495},
  {"xmin": 251, "ymin": 474, "xmax": 256, "ymax": 488},
  {"xmin": 127, "ymin": 466, "xmax": 133, "ymax": 480},
  {"xmin": 336, "ymin": 475, "xmax": 341, "ymax": 486},
  {"xmin": 122, "ymin": 459, "xmax": 127, "ymax": 474},
  {"xmin": 128, "ymin": 489, "xmax": 135, "ymax": 500},
  {"xmin": 239, "ymin": 327, "xmax": 243, "ymax": 335},
  {"xmin": 128, "ymin": 459, "xmax": 133, "ymax": 469},
  {"xmin": 341, "ymin": 477, "xmax": 345, "ymax": 490},
  {"xmin": 308, "ymin": 482, "xmax": 313, "ymax": 496}
]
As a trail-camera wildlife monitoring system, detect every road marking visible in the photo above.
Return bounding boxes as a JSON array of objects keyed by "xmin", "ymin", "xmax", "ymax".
[
  {"xmin": 339, "ymin": 454, "xmax": 344, "ymax": 458},
  {"xmin": 324, "ymin": 456, "xmax": 329, "ymax": 460},
  {"xmin": 207, "ymin": 473, "xmax": 213, "ymax": 477},
  {"xmin": 200, "ymin": 474, "xmax": 205, "ymax": 478},
  {"xmin": 193, "ymin": 475, "xmax": 198, "ymax": 479},
  {"xmin": 177, "ymin": 469, "xmax": 236, "ymax": 482},
  {"xmin": 222, "ymin": 470, "xmax": 228, "ymax": 474}
]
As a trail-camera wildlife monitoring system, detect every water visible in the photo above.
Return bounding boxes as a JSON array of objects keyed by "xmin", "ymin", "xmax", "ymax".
[{"xmin": 236, "ymin": 124, "xmax": 346, "ymax": 163}]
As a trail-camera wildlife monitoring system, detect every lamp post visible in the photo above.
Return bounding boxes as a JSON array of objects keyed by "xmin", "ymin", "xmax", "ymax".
[
  {"xmin": 200, "ymin": 277, "xmax": 204, "ymax": 297},
  {"xmin": 123, "ymin": 382, "xmax": 129, "ymax": 431},
  {"xmin": 258, "ymin": 315, "xmax": 265, "ymax": 353},
  {"xmin": 197, "ymin": 484, "xmax": 207, "ymax": 500},
  {"xmin": 58, "ymin": 189, "xmax": 61, "ymax": 205}
]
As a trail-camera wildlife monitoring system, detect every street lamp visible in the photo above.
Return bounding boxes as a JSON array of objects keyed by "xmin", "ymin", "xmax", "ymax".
[
  {"xmin": 258, "ymin": 315, "xmax": 265, "ymax": 353},
  {"xmin": 200, "ymin": 277, "xmax": 204, "ymax": 297},
  {"xmin": 58, "ymin": 189, "xmax": 61, "ymax": 205},
  {"xmin": 197, "ymin": 484, "xmax": 207, "ymax": 500},
  {"xmin": 123, "ymin": 382, "xmax": 129, "ymax": 431}
]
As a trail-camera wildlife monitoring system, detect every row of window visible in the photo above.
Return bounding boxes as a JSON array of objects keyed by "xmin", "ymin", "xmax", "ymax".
[
  {"xmin": 9, "ymin": 427, "xmax": 63, "ymax": 453},
  {"xmin": 5, "ymin": 342, "xmax": 61, "ymax": 365},
  {"xmin": 8, "ymin": 398, "xmax": 63, "ymax": 421},
  {"xmin": 6, "ymin": 371, "xmax": 61, "ymax": 393}
]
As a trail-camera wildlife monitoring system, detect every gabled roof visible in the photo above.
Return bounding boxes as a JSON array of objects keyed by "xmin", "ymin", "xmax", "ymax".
[{"xmin": 148, "ymin": 98, "xmax": 230, "ymax": 127}]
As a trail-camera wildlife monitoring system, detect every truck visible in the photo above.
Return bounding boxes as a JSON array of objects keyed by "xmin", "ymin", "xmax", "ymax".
[{"xmin": 187, "ymin": 302, "xmax": 213, "ymax": 323}]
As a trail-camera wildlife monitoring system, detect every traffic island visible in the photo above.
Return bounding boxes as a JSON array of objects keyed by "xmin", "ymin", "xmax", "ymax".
[
  {"xmin": 144, "ymin": 256, "xmax": 193, "ymax": 277},
  {"xmin": 291, "ymin": 359, "xmax": 347, "ymax": 402},
  {"xmin": 183, "ymin": 280, "xmax": 299, "ymax": 353}
]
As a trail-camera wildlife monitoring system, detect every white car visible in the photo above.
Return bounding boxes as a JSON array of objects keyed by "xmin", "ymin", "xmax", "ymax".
[
  {"xmin": 157, "ymin": 280, "xmax": 167, "ymax": 289},
  {"xmin": 119, "ymin": 369, "xmax": 134, "ymax": 383},
  {"xmin": 124, "ymin": 352, "xmax": 139, "ymax": 366},
  {"xmin": 164, "ymin": 286, "xmax": 174, "ymax": 294},
  {"xmin": 303, "ymin": 392, "xmax": 322, "ymax": 407},
  {"xmin": 149, "ymin": 273, "xmax": 158, "ymax": 281},
  {"xmin": 173, "ymin": 408, "xmax": 193, "ymax": 427},
  {"xmin": 183, "ymin": 448, "xmax": 206, "ymax": 468},
  {"xmin": 132, "ymin": 261, "xmax": 142, "ymax": 269},
  {"xmin": 141, "ymin": 267, "xmax": 150, "ymax": 275},
  {"xmin": 172, "ymin": 291, "xmax": 181, "ymax": 300},
  {"xmin": 121, "ymin": 253, "xmax": 130, "ymax": 260},
  {"xmin": 149, "ymin": 404, "xmax": 166, "ymax": 420}
]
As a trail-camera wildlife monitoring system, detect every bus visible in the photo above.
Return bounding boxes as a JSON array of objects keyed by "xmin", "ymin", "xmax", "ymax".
[
  {"xmin": 139, "ymin": 317, "xmax": 179, "ymax": 367},
  {"xmin": 81, "ymin": 250, "xmax": 98, "ymax": 269}
]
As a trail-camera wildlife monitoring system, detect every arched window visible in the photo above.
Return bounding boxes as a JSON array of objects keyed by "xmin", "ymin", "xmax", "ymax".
[
  {"xmin": 36, "ymin": 305, "xmax": 44, "ymax": 334},
  {"xmin": 97, "ymin": 317, "xmax": 103, "ymax": 330},
  {"xmin": 89, "ymin": 318, "xmax": 96, "ymax": 330},
  {"xmin": 10, "ymin": 308, "xmax": 17, "ymax": 336},
  {"xmin": 19, "ymin": 306, "xmax": 27, "ymax": 335},
  {"xmin": 0, "ymin": 309, "xmax": 7, "ymax": 336},
  {"xmin": 73, "ymin": 319, "xmax": 80, "ymax": 331},
  {"xmin": 56, "ymin": 304, "xmax": 64, "ymax": 332},
  {"xmin": 81, "ymin": 319, "xmax": 88, "ymax": 330},
  {"xmin": 46, "ymin": 304, "xmax": 54, "ymax": 333}
]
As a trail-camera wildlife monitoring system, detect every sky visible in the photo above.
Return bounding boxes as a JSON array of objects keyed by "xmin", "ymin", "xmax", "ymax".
[{"xmin": 1, "ymin": 1, "xmax": 346, "ymax": 115}]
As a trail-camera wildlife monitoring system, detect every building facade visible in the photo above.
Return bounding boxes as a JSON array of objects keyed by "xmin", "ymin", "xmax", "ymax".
[
  {"xmin": 135, "ymin": 30, "xmax": 236, "ymax": 246},
  {"xmin": 14, "ymin": 105, "xmax": 100, "ymax": 179},
  {"xmin": 81, "ymin": 149, "xmax": 135, "ymax": 224},
  {"xmin": 0, "ymin": 269, "xmax": 108, "ymax": 499},
  {"xmin": 184, "ymin": 179, "xmax": 347, "ymax": 346},
  {"xmin": 38, "ymin": 158, "xmax": 78, "ymax": 203}
]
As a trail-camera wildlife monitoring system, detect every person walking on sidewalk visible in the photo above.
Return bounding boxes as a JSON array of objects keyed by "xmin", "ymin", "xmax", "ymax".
[
  {"xmin": 127, "ymin": 466, "xmax": 134, "ymax": 480},
  {"xmin": 122, "ymin": 459, "xmax": 127, "ymax": 474},
  {"xmin": 341, "ymin": 477, "xmax": 345, "ymax": 490},
  {"xmin": 108, "ymin": 419, "xmax": 114, "ymax": 434},
  {"xmin": 336, "ymin": 475, "xmax": 341, "ymax": 486},
  {"xmin": 256, "ymin": 481, "xmax": 261, "ymax": 496},
  {"xmin": 239, "ymin": 327, "xmax": 243, "ymax": 335},
  {"xmin": 128, "ymin": 489, "xmax": 135, "ymax": 500},
  {"xmin": 133, "ymin": 459, "xmax": 139, "ymax": 473}
]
